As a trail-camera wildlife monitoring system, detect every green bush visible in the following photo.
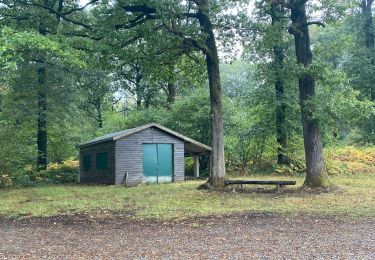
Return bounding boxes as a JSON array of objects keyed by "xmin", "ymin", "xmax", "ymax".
[
  {"xmin": 12, "ymin": 171, "xmax": 34, "ymax": 187},
  {"xmin": 185, "ymin": 158, "xmax": 194, "ymax": 177},
  {"xmin": 47, "ymin": 159, "xmax": 79, "ymax": 184},
  {"xmin": 0, "ymin": 159, "xmax": 79, "ymax": 188},
  {"xmin": 0, "ymin": 174, "xmax": 12, "ymax": 188},
  {"xmin": 24, "ymin": 165, "xmax": 49, "ymax": 183}
]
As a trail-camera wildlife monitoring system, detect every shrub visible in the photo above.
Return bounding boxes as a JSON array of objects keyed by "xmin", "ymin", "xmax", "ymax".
[
  {"xmin": 0, "ymin": 159, "xmax": 79, "ymax": 189},
  {"xmin": 47, "ymin": 159, "xmax": 79, "ymax": 184},
  {"xmin": 12, "ymin": 171, "xmax": 34, "ymax": 187},
  {"xmin": 325, "ymin": 146, "xmax": 375, "ymax": 175},
  {"xmin": 185, "ymin": 158, "xmax": 194, "ymax": 177},
  {"xmin": 24, "ymin": 165, "xmax": 49, "ymax": 183},
  {"xmin": 0, "ymin": 174, "xmax": 12, "ymax": 188}
]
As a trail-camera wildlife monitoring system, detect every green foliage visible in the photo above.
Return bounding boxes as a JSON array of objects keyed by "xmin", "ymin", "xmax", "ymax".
[
  {"xmin": 225, "ymin": 102, "xmax": 275, "ymax": 170},
  {"xmin": 312, "ymin": 11, "xmax": 375, "ymax": 143},
  {"xmin": 0, "ymin": 27, "xmax": 85, "ymax": 74},
  {"xmin": 1, "ymin": 159, "xmax": 79, "ymax": 188},
  {"xmin": 310, "ymin": 64, "xmax": 374, "ymax": 144},
  {"xmin": 99, "ymin": 88, "xmax": 211, "ymax": 145},
  {"xmin": 46, "ymin": 159, "xmax": 79, "ymax": 184},
  {"xmin": 0, "ymin": 174, "xmax": 12, "ymax": 188},
  {"xmin": 221, "ymin": 59, "xmax": 301, "ymax": 171},
  {"xmin": 0, "ymin": 90, "xmax": 37, "ymax": 175},
  {"xmin": 184, "ymin": 158, "xmax": 194, "ymax": 177},
  {"xmin": 325, "ymin": 146, "xmax": 375, "ymax": 175}
]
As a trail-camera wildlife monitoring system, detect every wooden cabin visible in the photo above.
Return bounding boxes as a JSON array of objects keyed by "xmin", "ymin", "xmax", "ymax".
[{"xmin": 77, "ymin": 123, "xmax": 211, "ymax": 185}]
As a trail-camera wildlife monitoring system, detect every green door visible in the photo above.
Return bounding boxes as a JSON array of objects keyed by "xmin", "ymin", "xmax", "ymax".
[
  {"xmin": 142, "ymin": 144, "xmax": 173, "ymax": 183},
  {"xmin": 157, "ymin": 144, "xmax": 173, "ymax": 182},
  {"xmin": 142, "ymin": 144, "xmax": 158, "ymax": 182}
]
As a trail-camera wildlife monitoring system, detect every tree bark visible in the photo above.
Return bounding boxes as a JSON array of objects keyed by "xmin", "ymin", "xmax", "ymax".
[
  {"xmin": 37, "ymin": 24, "xmax": 48, "ymax": 171},
  {"xmin": 96, "ymin": 98, "xmax": 103, "ymax": 128},
  {"xmin": 196, "ymin": 0, "xmax": 226, "ymax": 187},
  {"xmin": 166, "ymin": 82, "xmax": 176, "ymax": 109},
  {"xmin": 0, "ymin": 92, "xmax": 3, "ymax": 112},
  {"xmin": 361, "ymin": 0, "xmax": 375, "ymax": 101},
  {"xmin": 289, "ymin": 2, "xmax": 329, "ymax": 187},
  {"xmin": 135, "ymin": 72, "xmax": 143, "ymax": 109},
  {"xmin": 271, "ymin": 3, "xmax": 290, "ymax": 165},
  {"xmin": 37, "ymin": 64, "xmax": 48, "ymax": 170}
]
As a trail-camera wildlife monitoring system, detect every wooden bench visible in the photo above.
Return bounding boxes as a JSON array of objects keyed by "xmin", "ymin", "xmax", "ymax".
[{"xmin": 224, "ymin": 180, "xmax": 296, "ymax": 189}]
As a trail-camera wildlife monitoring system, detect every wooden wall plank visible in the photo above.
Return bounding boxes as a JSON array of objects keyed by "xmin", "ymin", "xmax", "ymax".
[{"xmin": 115, "ymin": 127, "xmax": 185, "ymax": 185}]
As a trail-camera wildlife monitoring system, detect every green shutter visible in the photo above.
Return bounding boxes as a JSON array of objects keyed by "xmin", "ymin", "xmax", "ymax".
[
  {"xmin": 83, "ymin": 155, "xmax": 91, "ymax": 172},
  {"xmin": 96, "ymin": 152, "xmax": 108, "ymax": 171}
]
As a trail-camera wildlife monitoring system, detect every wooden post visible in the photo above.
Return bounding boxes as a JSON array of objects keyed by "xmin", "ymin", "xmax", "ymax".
[{"xmin": 194, "ymin": 155, "xmax": 200, "ymax": 178}]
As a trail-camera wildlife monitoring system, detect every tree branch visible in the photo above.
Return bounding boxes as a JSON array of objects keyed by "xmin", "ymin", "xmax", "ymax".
[
  {"xmin": 115, "ymin": 14, "xmax": 157, "ymax": 30},
  {"xmin": 17, "ymin": 1, "xmax": 92, "ymax": 29},
  {"xmin": 271, "ymin": 0, "xmax": 292, "ymax": 9},
  {"xmin": 191, "ymin": 0, "xmax": 204, "ymax": 5},
  {"xmin": 62, "ymin": 0, "xmax": 99, "ymax": 15},
  {"xmin": 180, "ymin": 12, "xmax": 198, "ymax": 18},
  {"xmin": 182, "ymin": 37, "xmax": 210, "ymax": 55},
  {"xmin": 115, "ymin": 4, "xmax": 159, "ymax": 30},
  {"xmin": 292, "ymin": 0, "xmax": 309, "ymax": 8},
  {"xmin": 163, "ymin": 21, "xmax": 210, "ymax": 55},
  {"xmin": 122, "ymin": 5, "xmax": 157, "ymax": 14},
  {"xmin": 62, "ymin": 31, "xmax": 102, "ymax": 41},
  {"xmin": 306, "ymin": 21, "xmax": 325, "ymax": 27}
]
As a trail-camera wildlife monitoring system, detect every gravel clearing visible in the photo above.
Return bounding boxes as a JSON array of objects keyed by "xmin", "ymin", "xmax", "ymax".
[{"xmin": 1, "ymin": 213, "xmax": 374, "ymax": 259}]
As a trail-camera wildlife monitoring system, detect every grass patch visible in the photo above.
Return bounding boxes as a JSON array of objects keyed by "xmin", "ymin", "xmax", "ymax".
[{"xmin": 1, "ymin": 173, "xmax": 375, "ymax": 220}]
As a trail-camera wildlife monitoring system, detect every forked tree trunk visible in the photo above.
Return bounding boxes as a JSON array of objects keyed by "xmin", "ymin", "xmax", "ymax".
[
  {"xmin": 196, "ymin": 0, "xmax": 225, "ymax": 187},
  {"xmin": 271, "ymin": 3, "xmax": 290, "ymax": 165},
  {"xmin": 289, "ymin": 3, "xmax": 329, "ymax": 187},
  {"xmin": 361, "ymin": 0, "xmax": 375, "ymax": 101}
]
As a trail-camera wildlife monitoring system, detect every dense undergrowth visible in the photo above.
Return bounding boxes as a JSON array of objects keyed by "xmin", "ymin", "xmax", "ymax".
[
  {"xmin": 0, "ymin": 159, "xmax": 78, "ymax": 188},
  {"xmin": 226, "ymin": 146, "xmax": 375, "ymax": 177}
]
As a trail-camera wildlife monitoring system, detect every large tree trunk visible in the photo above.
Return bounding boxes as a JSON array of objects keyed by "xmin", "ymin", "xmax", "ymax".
[
  {"xmin": 361, "ymin": 0, "xmax": 375, "ymax": 101},
  {"xmin": 96, "ymin": 98, "xmax": 103, "ymax": 128},
  {"xmin": 0, "ymin": 92, "xmax": 3, "ymax": 112},
  {"xmin": 196, "ymin": 0, "xmax": 226, "ymax": 187},
  {"xmin": 37, "ymin": 25, "xmax": 48, "ymax": 171},
  {"xmin": 135, "ymin": 70, "xmax": 143, "ymax": 109},
  {"xmin": 289, "ymin": 3, "xmax": 329, "ymax": 187},
  {"xmin": 271, "ymin": 3, "xmax": 290, "ymax": 165},
  {"xmin": 166, "ymin": 82, "xmax": 176, "ymax": 109},
  {"xmin": 37, "ymin": 65, "xmax": 48, "ymax": 170}
]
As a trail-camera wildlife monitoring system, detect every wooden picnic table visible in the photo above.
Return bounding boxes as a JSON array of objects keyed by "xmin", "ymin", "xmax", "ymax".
[{"xmin": 224, "ymin": 180, "xmax": 296, "ymax": 188}]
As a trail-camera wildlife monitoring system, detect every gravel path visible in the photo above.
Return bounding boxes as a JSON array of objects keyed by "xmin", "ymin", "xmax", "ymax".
[{"xmin": 1, "ymin": 213, "xmax": 374, "ymax": 259}]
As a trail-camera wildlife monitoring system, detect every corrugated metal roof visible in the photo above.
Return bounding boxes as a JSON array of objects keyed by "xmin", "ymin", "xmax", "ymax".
[
  {"xmin": 84, "ymin": 128, "xmax": 135, "ymax": 145},
  {"xmin": 77, "ymin": 123, "xmax": 212, "ymax": 153}
]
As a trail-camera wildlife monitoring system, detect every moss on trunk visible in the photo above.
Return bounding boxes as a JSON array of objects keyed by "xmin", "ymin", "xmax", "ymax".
[
  {"xmin": 209, "ymin": 176, "xmax": 225, "ymax": 188},
  {"xmin": 303, "ymin": 174, "xmax": 331, "ymax": 188}
]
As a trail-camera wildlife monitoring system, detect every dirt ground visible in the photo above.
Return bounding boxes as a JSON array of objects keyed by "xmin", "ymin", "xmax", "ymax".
[{"xmin": 1, "ymin": 213, "xmax": 374, "ymax": 259}]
